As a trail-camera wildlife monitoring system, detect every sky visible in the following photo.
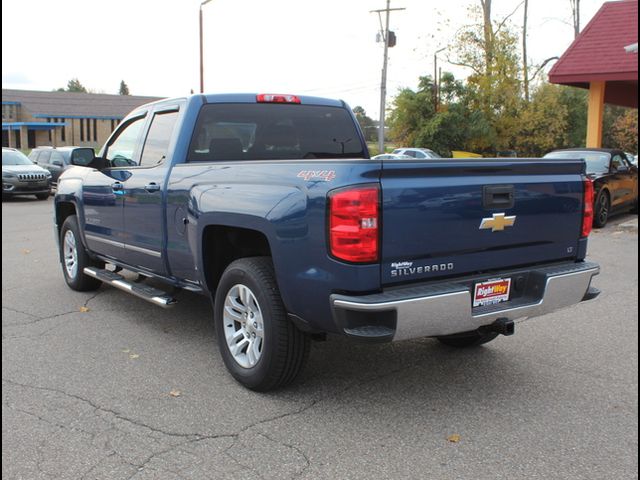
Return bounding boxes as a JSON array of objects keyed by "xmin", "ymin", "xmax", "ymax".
[{"xmin": 2, "ymin": 0, "xmax": 609, "ymax": 119}]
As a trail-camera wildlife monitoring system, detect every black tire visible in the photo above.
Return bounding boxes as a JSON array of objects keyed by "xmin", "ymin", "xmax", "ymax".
[
  {"xmin": 593, "ymin": 191, "xmax": 610, "ymax": 228},
  {"xmin": 60, "ymin": 215, "xmax": 103, "ymax": 291},
  {"xmin": 36, "ymin": 192, "xmax": 50, "ymax": 200},
  {"xmin": 437, "ymin": 330, "xmax": 499, "ymax": 348},
  {"xmin": 214, "ymin": 257, "xmax": 310, "ymax": 391}
]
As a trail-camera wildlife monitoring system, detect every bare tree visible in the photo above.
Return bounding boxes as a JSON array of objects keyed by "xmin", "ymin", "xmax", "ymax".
[
  {"xmin": 569, "ymin": 0, "xmax": 580, "ymax": 38},
  {"xmin": 523, "ymin": 0, "xmax": 529, "ymax": 102},
  {"xmin": 480, "ymin": 0, "xmax": 494, "ymax": 75}
]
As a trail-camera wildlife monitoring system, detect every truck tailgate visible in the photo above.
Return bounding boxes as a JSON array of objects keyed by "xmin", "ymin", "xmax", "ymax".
[{"xmin": 381, "ymin": 159, "xmax": 586, "ymax": 285}]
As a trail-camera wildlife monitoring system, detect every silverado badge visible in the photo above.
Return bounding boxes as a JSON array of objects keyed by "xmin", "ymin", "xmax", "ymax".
[{"xmin": 479, "ymin": 213, "xmax": 516, "ymax": 232}]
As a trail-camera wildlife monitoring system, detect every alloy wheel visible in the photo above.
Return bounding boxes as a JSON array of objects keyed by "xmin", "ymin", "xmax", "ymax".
[
  {"xmin": 223, "ymin": 284, "xmax": 265, "ymax": 368},
  {"xmin": 63, "ymin": 230, "xmax": 78, "ymax": 279}
]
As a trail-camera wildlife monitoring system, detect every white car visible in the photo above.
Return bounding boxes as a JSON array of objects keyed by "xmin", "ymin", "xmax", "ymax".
[
  {"xmin": 371, "ymin": 153, "xmax": 414, "ymax": 160},
  {"xmin": 392, "ymin": 147, "xmax": 442, "ymax": 159}
]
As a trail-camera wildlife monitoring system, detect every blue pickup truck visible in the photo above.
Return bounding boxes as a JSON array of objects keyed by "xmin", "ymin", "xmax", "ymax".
[{"xmin": 54, "ymin": 93, "xmax": 600, "ymax": 391}]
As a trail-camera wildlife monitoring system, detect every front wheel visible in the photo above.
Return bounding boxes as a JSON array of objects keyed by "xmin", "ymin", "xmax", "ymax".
[
  {"xmin": 214, "ymin": 257, "xmax": 310, "ymax": 391},
  {"xmin": 36, "ymin": 192, "xmax": 50, "ymax": 200},
  {"xmin": 437, "ymin": 330, "xmax": 499, "ymax": 348},
  {"xmin": 60, "ymin": 215, "xmax": 103, "ymax": 291}
]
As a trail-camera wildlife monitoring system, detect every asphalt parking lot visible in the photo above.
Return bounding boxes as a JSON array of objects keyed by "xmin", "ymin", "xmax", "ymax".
[{"xmin": 2, "ymin": 197, "xmax": 638, "ymax": 480}]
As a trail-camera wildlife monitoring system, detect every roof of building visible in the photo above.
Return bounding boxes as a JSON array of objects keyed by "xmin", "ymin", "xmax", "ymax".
[
  {"xmin": 549, "ymin": 0, "xmax": 638, "ymax": 84},
  {"xmin": 1, "ymin": 89, "xmax": 165, "ymax": 119}
]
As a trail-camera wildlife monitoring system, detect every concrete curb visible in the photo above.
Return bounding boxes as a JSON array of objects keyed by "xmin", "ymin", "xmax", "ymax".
[{"xmin": 617, "ymin": 218, "xmax": 638, "ymax": 232}]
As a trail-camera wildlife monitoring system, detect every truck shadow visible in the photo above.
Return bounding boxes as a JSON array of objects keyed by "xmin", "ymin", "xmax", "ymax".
[{"xmin": 109, "ymin": 285, "xmax": 532, "ymax": 404}]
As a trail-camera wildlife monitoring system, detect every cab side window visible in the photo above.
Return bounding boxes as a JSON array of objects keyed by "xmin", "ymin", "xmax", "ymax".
[
  {"xmin": 105, "ymin": 116, "xmax": 146, "ymax": 167},
  {"xmin": 38, "ymin": 150, "xmax": 52, "ymax": 165},
  {"xmin": 139, "ymin": 111, "xmax": 179, "ymax": 168},
  {"xmin": 611, "ymin": 155, "xmax": 625, "ymax": 171},
  {"xmin": 50, "ymin": 151, "xmax": 65, "ymax": 167}
]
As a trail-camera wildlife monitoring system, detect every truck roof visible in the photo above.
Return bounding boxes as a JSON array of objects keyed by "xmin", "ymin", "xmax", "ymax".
[{"xmin": 202, "ymin": 93, "xmax": 344, "ymax": 108}]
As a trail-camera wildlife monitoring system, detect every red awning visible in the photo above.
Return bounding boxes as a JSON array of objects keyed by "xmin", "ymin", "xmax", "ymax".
[{"xmin": 549, "ymin": 0, "xmax": 638, "ymax": 108}]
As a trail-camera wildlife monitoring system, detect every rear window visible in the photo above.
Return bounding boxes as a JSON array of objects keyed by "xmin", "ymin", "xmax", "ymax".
[{"xmin": 188, "ymin": 103, "xmax": 366, "ymax": 161}]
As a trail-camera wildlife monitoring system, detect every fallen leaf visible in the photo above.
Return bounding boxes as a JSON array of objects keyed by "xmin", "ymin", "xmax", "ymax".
[
  {"xmin": 79, "ymin": 306, "xmax": 90, "ymax": 313},
  {"xmin": 21, "ymin": 249, "xmax": 31, "ymax": 255},
  {"xmin": 169, "ymin": 389, "xmax": 182, "ymax": 397},
  {"xmin": 447, "ymin": 434, "xmax": 461, "ymax": 443},
  {"xmin": 129, "ymin": 353, "xmax": 140, "ymax": 359}
]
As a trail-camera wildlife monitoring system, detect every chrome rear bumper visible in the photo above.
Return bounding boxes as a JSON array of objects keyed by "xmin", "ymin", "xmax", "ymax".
[{"xmin": 331, "ymin": 261, "xmax": 600, "ymax": 342}]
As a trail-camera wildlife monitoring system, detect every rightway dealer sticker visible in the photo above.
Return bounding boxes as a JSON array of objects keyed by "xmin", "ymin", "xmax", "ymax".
[{"xmin": 473, "ymin": 278, "xmax": 512, "ymax": 307}]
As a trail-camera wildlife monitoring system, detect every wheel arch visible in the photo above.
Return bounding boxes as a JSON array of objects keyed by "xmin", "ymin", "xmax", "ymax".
[
  {"xmin": 55, "ymin": 201, "xmax": 77, "ymax": 237},
  {"xmin": 201, "ymin": 224, "xmax": 273, "ymax": 294}
]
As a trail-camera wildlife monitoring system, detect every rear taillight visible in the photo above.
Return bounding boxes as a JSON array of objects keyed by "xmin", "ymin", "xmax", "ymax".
[
  {"xmin": 256, "ymin": 93, "xmax": 301, "ymax": 104},
  {"xmin": 582, "ymin": 178, "xmax": 594, "ymax": 237},
  {"xmin": 329, "ymin": 185, "xmax": 380, "ymax": 263}
]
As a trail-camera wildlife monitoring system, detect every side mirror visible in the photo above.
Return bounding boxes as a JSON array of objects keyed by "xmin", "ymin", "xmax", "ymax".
[
  {"xmin": 87, "ymin": 157, "xmax": 111, "ymax": 170},
  {"xmin": 70, "ymin": 148, "xmax": 96, "ymax": 167},
  {"xmin": 52, "ymin": 160, "xmax": 63, "ymax": 167}
]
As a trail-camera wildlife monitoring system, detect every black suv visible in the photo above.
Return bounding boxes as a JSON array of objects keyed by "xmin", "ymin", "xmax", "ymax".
[{"xmin": 29, "ymin": 147, "xmax": 95, "ymax": 185}]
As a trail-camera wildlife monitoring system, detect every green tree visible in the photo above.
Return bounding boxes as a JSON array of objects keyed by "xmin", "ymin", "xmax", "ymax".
[
  {"xmin": 557, "ymin": 87, "xmax": 588, "ymax": 148},
  {"xmin": 514, "ymin": 83, "xmax": 569, "ymax": 156},
  {"xmin": 452, "ymin": 5, "xmax": 524, "ymax": 153},
  {"xmin": 609, "ymin": 109, "xmax": 638, "ymax": 153},
  {"xmin": 602, "ymin": 104, "xmax": 631, "ymax": 149},
  {"xmin": 119, "ymin": 80, "xmax": 130, "ymax": 95},
  {"xmin": 66, "ymin": 78, "xmax": 88, "ymax": 93},
  {"xmin": 352, "ymin": 106, "xmax": 376, "ymax": 141},
  {"xmin": 387, "ymin": 76, "xmax": 436, "ymax": 147}
]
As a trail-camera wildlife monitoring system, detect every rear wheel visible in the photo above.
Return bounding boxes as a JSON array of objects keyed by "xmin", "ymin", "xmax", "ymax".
[
  {"xmin": 60, "ymin": 215, "xmax": 103, "ymax": 291},
  {"xmin": 437, "ymin": 330, "xmax": 499, "ymax": 348},
  {"xmin": 214, "ymin": 257, "xmax": 310, "ymax": 391},
  {"xmin": 593, "ymin": 191, "xmax": 610, "ymax": 228}
]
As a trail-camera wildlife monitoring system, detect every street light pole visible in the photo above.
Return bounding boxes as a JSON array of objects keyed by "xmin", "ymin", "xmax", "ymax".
[{"xmin": 199, "ymin": 0, "xmax": 213, "ymax": 94}]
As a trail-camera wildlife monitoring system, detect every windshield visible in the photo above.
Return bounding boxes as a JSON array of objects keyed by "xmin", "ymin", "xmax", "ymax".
[
  {"xmin": 544, "ymin": 151, "xmax": 610, "ymax": 174},
  {"xmin": 2, "ymin": 150, "xmax": 34, "ymax": 166},
  {"xmin": 189, "ymin": 103, "xmax": 366, "ymax": 161}
]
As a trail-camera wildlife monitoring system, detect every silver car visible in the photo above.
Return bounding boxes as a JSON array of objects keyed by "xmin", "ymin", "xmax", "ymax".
[
  {"xmin": 392, "ymin": 147, "xmax": 442, "ymax": 159},
  {"xmin": 2, "ymin": 148, "xmax": 52, "ymax": 200},
  {"xmin": 371, "ymin": 153, "xmax": 414, "ymax": 160}
]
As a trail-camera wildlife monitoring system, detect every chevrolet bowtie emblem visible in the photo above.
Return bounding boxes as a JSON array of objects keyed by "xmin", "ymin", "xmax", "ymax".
[{"xmin": 479, "ymin": 213, "xmax": 516, "ymax": 232}]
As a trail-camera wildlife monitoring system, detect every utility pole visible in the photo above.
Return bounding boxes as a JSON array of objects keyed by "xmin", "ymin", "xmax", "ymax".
[
  {"xmin": 199, "ymin": 0, "xmax": 213, "ymax": 94},
  {"xmin": 371, "ymin": 1, "xmax": 404, "ymax": 154}
]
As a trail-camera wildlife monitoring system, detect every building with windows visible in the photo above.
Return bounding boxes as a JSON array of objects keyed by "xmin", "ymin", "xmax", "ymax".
[{"xmin": 1, "ymin": 89, "xmax": 164, "ymax": 150}]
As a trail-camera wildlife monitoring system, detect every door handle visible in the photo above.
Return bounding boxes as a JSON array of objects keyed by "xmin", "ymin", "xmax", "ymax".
[
  {"xmin": 144, "ymin": 183, "xmax": 161, "ymax": 193},
  {"xmin": 111, "ymin": 182, "xmax": 124, "ymax": 191}
]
